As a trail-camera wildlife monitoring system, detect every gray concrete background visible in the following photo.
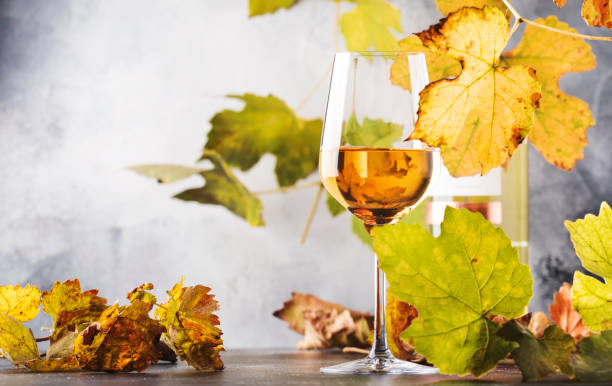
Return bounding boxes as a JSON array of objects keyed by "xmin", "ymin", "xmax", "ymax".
[{"xmin": 0, "ymin": 0, "xmax": 609, "ymax": 347}]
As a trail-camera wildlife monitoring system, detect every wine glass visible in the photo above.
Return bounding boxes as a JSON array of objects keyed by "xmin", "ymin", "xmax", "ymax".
[{"xmin": 319, "ymin": 52, "xmax": 440, "ymax": 374}]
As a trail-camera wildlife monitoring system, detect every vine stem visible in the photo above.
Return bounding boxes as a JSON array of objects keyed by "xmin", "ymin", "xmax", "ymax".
[
  {"xmin": 300, "ymin": 184, "xmax": 323, "ymax": 244},
  {"xmin": 295, "ymin": 62, "xmax": 334, "ymax": 113},
  {"xmin": 253, "ymin": 181, "xmax": 320, "ymax": 195},
  {"xmin": 501, "ymin": 0, "xmax": 612, "ymax": 42},
  {"xmin": 36, "ymin": 335, "xmax": 51, "ymax": 342}
]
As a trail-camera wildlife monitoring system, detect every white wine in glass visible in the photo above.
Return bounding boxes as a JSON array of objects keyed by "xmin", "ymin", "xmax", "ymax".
[{"xmin": 318, "ymin": 52, "xmax": 440, "ymax": 374}]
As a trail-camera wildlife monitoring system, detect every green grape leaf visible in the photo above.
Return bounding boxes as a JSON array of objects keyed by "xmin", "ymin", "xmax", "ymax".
[
  {"xmin": 339, "ymin": 0, "xmax": 401, "ymax": 51},
  {"xmin": 326, "ymin": 193, "xmax": 345, "ymax": 217},
  {"xmin": 411, "ymin": 6, "xmax": 541, "ymax": 177},
  {"xmin": 501, "ymin": 16, "xmax": 596, "ymax": 171},
  {"xmin": 373, "ymin": 206, "xmax": 533, "ymax": 376},
  {"xmin": 351, "ymin": 217, "xmax": 372, "ymax": 247},
  {"xmin": 248, "ymin": 0, "xmax": 297, "ymax": 17},
  {"xmin": 566, "ymin": 202, "xmax": 612, "ymax": 331},
  {"xmin": 0, "ymin": 312, "xmax": 40, "ymax": 363},
  {"xmin": 572, "ymin": 330, "xmax": 612, "ymax": 382},
  {"xmin": 174, "ymin": 150, "xmax": 264, "ymax": 227},
  {"xmin": 344, "ymin": 114, "xmax": 403, "ymax": 148},
  {"xmin": 205, "ymin": 94, "xmax": 322, "ymax": 187},
  {"xmin": 126, "ymin": 165, "xmax": 201, "ymax": 183},
  {"xmin": 498, "ymin": 321, "xmax": 575, "ymax": 381}
]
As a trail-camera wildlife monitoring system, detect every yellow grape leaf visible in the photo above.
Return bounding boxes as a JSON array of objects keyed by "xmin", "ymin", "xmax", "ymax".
[
  {"xmin": 157, "ymin": 281, "xmax": 224, "ymax": 371},
  {"xmin": 205, "ymin": 94, "xmax": 322, "ymax": 187},
  {"xmin": 248, "ymin": 0, "xmax": 296, "ymax": 17},
  {"xmin": 74, "ymin": 300, "xmax": 165, "ymax": 372},
  {"xmin": 411, "ymin": 6, "xmax": 541, "ymax": 177},
  {"xmin": 501, "ymin": 16, "xmax": 596, "ymax": 170},
  {"xmin": 21, "ymin": 357, "xmax": 80, "ymax": 372},
  {"xmin": 0, "ymin": 284, "xmax": 41, "ymax": 322},
  {"xmin": 566, "ymin": 202, "xmax": 612, "ymax": 331},
  {"xmin": 127, "ymin": 283, "xmax": 157, "ymax": 305},
  {"xmin": 582, "ymin": 0, "xmax": 612, "ymax": 28},
  {"xmin": 339, "ymin": 0, "xmax": 401, "ymax": 51},
  {"xmin": 41, "ymin": 279, "xmax": 107, "ymax": 342},
  {"xmin": 435, "ymin": 0, "xmax": 509, "ymax": 17},
  {"xmin": 390, "ymin": 36, "xmax": 461, "ymax": 90},
  {"xmin": 0, "ymin": 312, "xmax": 39, "ymax": 363}
]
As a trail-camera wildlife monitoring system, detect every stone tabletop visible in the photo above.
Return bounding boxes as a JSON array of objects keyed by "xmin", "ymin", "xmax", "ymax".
[{"xmin": 0, "ymin": 349, "xmax": 574, "ymax": 385}]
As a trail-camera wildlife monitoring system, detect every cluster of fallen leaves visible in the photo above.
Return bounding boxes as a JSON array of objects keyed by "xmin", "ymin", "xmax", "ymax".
[
  {"xmin": 0, "ymin": 279, "xmax": 224, "ymax": 373},
  {"xmin": 276, "ymin": 203, "xmax": 612, "ymax": 382}
]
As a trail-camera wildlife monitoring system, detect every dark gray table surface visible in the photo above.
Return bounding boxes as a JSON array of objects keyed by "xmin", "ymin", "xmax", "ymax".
[{"xmin": 0, "ymin": 349, "xmax": 579, "ymax": 385}]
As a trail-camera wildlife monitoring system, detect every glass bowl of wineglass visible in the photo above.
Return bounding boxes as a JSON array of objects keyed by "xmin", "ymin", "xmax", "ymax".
[{"xmin": 319, "ymin": 51, "xmax": 440, "ymax": 374}]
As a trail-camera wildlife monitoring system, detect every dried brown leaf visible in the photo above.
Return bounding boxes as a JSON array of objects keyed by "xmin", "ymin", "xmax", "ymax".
[{"xmin": 550, "ymin": 282, "xmax": 591, "ymax": 341}]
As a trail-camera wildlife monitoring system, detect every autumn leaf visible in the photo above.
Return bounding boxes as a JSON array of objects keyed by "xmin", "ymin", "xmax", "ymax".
[
  {"xmin": 130, "ymin": 152, "xmax": 264, "ymax": 227},
  {"xmin": 549, "ymin": 282, "xmax": 590, "ymax": 341},
  {"xmin": 41, "ymin": 279, "xmax": 107, "ymax": 342},
  {"xmin": 561, "ymin": 0, "xmax": 612, "ymax": 28},
  {"xmin": 127, "ymin": 283, "xmax": 157, "ymax": 305},
  {"xmin": 273, "ymin": 292, "xmax": 372, "ymax": 336},
  {"xmin": 298, "ymin": 309, "xmax": 371, "ymax": 350},
  {"xmin": 339, "ymin": 0, "xmax": 401, "ymax": 51},
  {"xmin": 435, "ymin": 0, "xmax": 508, "ymax": 17},
  {"xmin": 411, "ymin": 6, "xmax": 541, "ymax": 177},
  {"xmin": 156, "ymin": 281, "xmax": 224, "ymax": 371},
  {"xmin": 501, "ymin": 16, "xmax": 596, "ymax": 171},
  {"xmin": 0, "ymin": 284, "xmax": 41, "ymax": 322},
  {"xmin": 390, "ymin": 36, "xmax": 461, "ymax": 91},
  {"xmin": 74, "ymin": 300, "xmax": 165, "ymax": 372},
  {"xmin": 554, "ymin": 0, "xmax": 566, "ymax": 6},
  {"xmin": 21, "ymin": 357, "xmax": 80, "ymax": 372},
  {"xmin": 565, "ymin": 202, "xmax": 612, "ymax": 331},
  {"xmin": 205, "ymin": 94, "xmax": 322, "ymax": 187},
  {"xmin": 344, "ymin": 114, "xmax": 403, "ymax": 148},
  {"xmin": 326, "ymin": 193, "xmax": 344, "ymax": 217},
  {"xmin": 373, "ymin": 206, "xmax": 533, "ymax": 376},
  {"xmin": 499, "ymin": 321, "xmax": 575, "ymax": 380},
  {"xmin": 386, "ymin": 295, "xmax": 420, "ymax": 361},
  {"xmin": 572, "ymin": 330, "xmax": 612, "ymax": 382},
  {"xmin": 529, "ymin": 311, "xmax": 552, "ymax": 338},
  {"xmin": 0, "ymin": 312, "xmax": 39, "ymax": 363},
  {"xmin": 248, "ymin": 0, "xmax": 296, "ymax": 17}
]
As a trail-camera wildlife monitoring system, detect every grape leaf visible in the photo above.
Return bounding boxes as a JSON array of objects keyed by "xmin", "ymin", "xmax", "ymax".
[
  {"xmin": 0, "ymin": 312, "xmax": 39, "ymax": 363},
  {"xmin": 373, "ymin": 206, "xmax": 533, "ymax": 376},
  {"xmin": 248, "ymin": 0, "xmax": 296, "ymax": 17},
  {"xmin": 21, "ymin": 357, "xmax": 80, "ymax": 372},
  {"xmin": 572, "ymin": 330, "xmax": 612, "ymax": 382},
  {"xmin": 501, "ymin": 16, "xmax": 596, "ymax": 171},
  {"xmin": 41, "ymin": 279, "xmax": 108, "ymax": 342},
  {"xmin": 344, "ymin": 114, "xmax": 403, "ymax": 148},
  {"xmin": 557, "ymin": 0, "xmax": 612, "ymax": 28},
  {"xmin": 127, "ymin": 283, "xmax": 157, "ymax": 305},
  {"xmin": 47, "ymin": 331, "xmax": 79, "ymax": 360},
  {"xmin": 129, "ymin": 152, "xmax": 264, "ymax": 227},
  {"xmin": 0, "ymin": 284, "xmax": 41, "ymax": 322},
  {"xmin": 298, "ymin": 309, "xmax": 371, "ymax": 350},
  {"xmin": 156, "ymin": 281, "xmax": 224, "ymax": 371},
  {"xmin": 386, "ymin": 295, "xmax": 421, "ymax": 361},
  {"xmin": 205, "ymin": 94, "xmax": 322, "ymax": 187},
  {"xmin": 390, "ymin": 36, "xmax": 461, "ymax": 91},
  {"xmin": 326, "ymin": 193, "xmax": 344, "ymax": 217},
  {"xmin": 498, "ymin": 321, "xmax": 575, "ymax": 380},
  {"xmin": 529, "ymin": 311, "xmax": 552, "ymax": 338},
  {"xmin": 273, "ymin": 292, "xmax": 372, "ymax": 336},
  {"xmin": 549, "ymin": 283, "xmax": 590, "ymax": 341},
  {"xmin": 566, "ymin": 202, "xmax": 612, "ymax": 331},
  {"xmin": 126, "ymin": 165, "xmax": 200, "ymax": 183},
  {"xmin": 435, "ymin": 0, "xmax": 508, "ymax": 16},
  {"xmin": 74, "ymin": 300, "xmax": 165, "ymax": 372},
  {"xmin": 352, "ymin": 217, "xmax": 372, "ymax": 247},
  {"xmin": 411, "ymin": 6, "xmax": 541, "ymax": 177},
  {"xmin": 339, "ymin": 0, "xmax": 401, "ymax": 51},
  {"xmin": 554, "ymin": 0, "xmax": 566, "ymax": 6}
]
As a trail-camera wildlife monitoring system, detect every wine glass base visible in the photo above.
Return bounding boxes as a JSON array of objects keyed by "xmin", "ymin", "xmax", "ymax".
[{"xmin": 320, "ymin": 354, "xmax": 439, "ymax": 375}]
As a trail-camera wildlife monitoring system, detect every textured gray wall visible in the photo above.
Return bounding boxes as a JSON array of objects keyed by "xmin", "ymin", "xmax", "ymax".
[{"xmin": 0, "ymin": 0, "xmax": 609, "ymax": 347}]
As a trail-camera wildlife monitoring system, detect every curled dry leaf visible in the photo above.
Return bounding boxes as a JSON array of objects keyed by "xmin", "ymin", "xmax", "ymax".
[
  {"xmin": 412, "ymin": 6, "xmax": 541, "ymax": 177},
  {"xmin": 74, "ymin": 300, "xmax": 165, "ymax": 372},
  {"xmin": 386, "ymin": 295, "xmax": 422, "ymax": 362},
  {"xmin": 127, "ymin": 283, "xmax": 157, "ymax": 305},
  {"xmin": 41, "ymin": 279, "xmax": 107, "ymax": 342},
  {"xmin": 155, "ymin": 280, "xmax": 224, "ymax": 371},
  {"xmin": 549, "ymin": 283, "xmax": 590, "ymax": 341},
  {"xmin": 529, "ymin": 312, "xmax": 552, "ymax": 339},
  {"xmin": 298, "ymin": 309, "xmax": 371, "ymax": 350},
  {"xmin": 0, "ymin": 284, "xmax": 41, "ymax": 322}
]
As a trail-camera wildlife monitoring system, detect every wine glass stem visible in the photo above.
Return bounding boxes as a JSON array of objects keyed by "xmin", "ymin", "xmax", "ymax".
[{"xmin": 370, "ymin": 253, "xmax": 391, "ymax": 358}]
